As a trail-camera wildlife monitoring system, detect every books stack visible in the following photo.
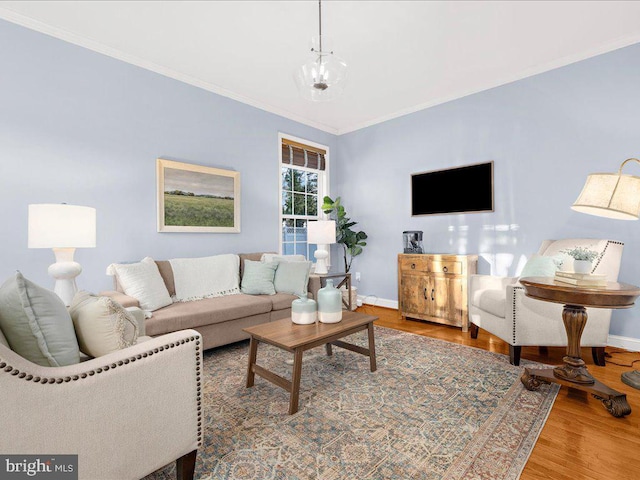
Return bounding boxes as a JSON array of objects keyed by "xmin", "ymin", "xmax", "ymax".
[{"xmin": 554, "ymin": 271, "xmax": 607, "ymax": 287}]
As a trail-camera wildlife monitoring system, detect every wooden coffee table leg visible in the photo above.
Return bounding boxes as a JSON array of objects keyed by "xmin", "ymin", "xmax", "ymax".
[
  {"xmin": 246, "ymin": 336, "xmax": 258, "ymax": 388},
  {"xmin": 325, "ymin": 343, "xmax": 333, "ymax": 356},
  {"xmin": 367, "ymin": 322, "xmax": 377, "ymax": 372},
  {"xmin": 289, "ymin": 348, "xmax": 304, "ymax": 414}
]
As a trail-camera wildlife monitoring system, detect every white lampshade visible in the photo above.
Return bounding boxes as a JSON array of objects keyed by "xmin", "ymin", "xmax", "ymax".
[
  {"xmin": 28, "ymin": 204, "xmax": 97, "ymax": 248},
  {"xmin": 571, "ymin": 169, "xmax": 640, "ymax": 220},
  {"xmin": 307, "ymin": 220, "xmax": 336, "ymax": 245}
]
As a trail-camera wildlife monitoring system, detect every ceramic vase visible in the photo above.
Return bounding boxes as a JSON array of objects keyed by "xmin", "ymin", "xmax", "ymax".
[
  {"xmin": 573, "ymin": 259, "xmax": 592, "ymax": 274},
  {"xmin": 291, "ymin": 294, "xmax": 317, "ymax": 325},
  {"xmin": 317, "ymin": 279, "xmax": 343, "ymax": 323}
]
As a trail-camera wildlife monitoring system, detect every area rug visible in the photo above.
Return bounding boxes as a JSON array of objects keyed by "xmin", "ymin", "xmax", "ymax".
[{"xmin": 145, "ymin": 326, "xmax": 558, "ymax": 480}]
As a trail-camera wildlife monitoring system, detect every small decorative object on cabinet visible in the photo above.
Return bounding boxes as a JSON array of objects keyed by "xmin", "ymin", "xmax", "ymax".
[
  {"xmin": 403, "ymin": 230, "xmax": 424, "ymax": 254},
  {"xmin": 317, "ymin": 279, "xmax": 343, "ymax": 323},
  {"xmin": 398, "ymin": 253, "xmax": 477, "ymax": 332},
  {"xmin": 291, "ymin": 294, "xmax": 317, "ymax": 324}
]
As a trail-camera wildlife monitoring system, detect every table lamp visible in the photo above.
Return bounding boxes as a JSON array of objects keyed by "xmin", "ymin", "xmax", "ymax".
[
  {"xmin": 571, "ymin": 157, "xmax": 640, "ymax": 389},
  {"xmin": 28, "ymin": 204, "xmax": 96, "ymax": 306},
  {"xmin": 307, "ymin": 220, "xmax": 336, "ymax": 274}
]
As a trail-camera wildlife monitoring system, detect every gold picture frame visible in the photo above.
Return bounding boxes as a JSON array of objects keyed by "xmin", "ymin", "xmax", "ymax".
[{"xmin": 157, "ymin": 158, "xmax": 240, "ymax": 233}]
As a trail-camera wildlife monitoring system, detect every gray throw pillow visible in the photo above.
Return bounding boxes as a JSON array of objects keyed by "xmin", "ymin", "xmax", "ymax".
[
  {"xmin": 0, "ymin": 272, "xmax": 80, "ymax": 366},
  {"xmin": 241, "ymin": 260, "xmax": 277, "ymax": 295},
  {"xmin": 273, "ymin": 261, "xmax": 312, "ymax": 297}
]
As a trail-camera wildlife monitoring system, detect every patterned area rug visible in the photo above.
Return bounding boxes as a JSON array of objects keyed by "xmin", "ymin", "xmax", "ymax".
[{"xmin": 145, "ymin": 326, "xmax": 558, "ymax": 480}]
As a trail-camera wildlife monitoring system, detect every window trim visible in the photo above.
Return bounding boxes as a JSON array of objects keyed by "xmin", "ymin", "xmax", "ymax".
[{"xmin": 278, "ymin": 133, "xmax": 330, "ymax": 264}]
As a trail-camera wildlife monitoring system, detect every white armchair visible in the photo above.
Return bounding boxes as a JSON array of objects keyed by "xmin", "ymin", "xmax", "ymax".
[
  {"xmin": 0, "ymin": 328, "xmax": 202, "ymax": 480},
  {"xmin": 469, "ymin": 239, "xmax": 624, "ymax": 365}
]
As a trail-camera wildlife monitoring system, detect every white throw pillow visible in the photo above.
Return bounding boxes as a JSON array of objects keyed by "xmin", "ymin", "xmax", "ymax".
[
  {"xmin": 169, "ymin": 254, "xmax": 240, "ymax": 302},
  {"xmin": 107, "ymin": 257, "xmax": 172, "ymax": 311},
  {"xmin": 69, "ymin": 291, "xmax": 139, "ymax": 358}
]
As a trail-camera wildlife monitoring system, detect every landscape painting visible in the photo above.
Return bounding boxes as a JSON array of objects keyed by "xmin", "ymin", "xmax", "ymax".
[{"xmin": 157, "ymin": 158, "xmax": 240, "ymax": 233}]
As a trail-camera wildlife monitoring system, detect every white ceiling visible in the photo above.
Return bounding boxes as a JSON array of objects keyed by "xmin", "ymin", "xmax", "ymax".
[{"xmin": 2, "ymin": 1, "xmax": 640, "ymax": 135}]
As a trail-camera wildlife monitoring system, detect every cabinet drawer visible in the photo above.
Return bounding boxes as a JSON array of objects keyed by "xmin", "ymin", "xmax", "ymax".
[
  {"xmin": 430, "ymin": 261, "xmax": 462, "ymax": 275},
  {"xmin": 399, "ymin": 257, "xmax": 429, "ymax": 272}
]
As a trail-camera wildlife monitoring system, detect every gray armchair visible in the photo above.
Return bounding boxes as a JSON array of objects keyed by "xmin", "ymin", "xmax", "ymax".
[{"xmin": 469, "ymin": 239, "xmax": 624, "ymax": 365}]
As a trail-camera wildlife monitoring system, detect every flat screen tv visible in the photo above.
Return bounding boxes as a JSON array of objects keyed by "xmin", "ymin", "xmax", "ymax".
[{"xmin": 411, "ymin": 161, "xmax": 494, "ymax": 216}]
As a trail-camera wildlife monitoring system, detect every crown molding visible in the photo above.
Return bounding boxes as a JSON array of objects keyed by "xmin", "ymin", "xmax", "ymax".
[
  {"xmin": 2, "ymin": 6, "xmax": 640, "ymax": 137},
  {"xmin": 0, "ymin": 7, "xmax": 339, "ymax": 135},
  {"xmin": 336, "ymin": 34, "xmax": 640, "ymax": 135}
]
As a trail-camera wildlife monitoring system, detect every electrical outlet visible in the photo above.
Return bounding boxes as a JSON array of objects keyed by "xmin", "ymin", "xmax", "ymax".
[{"xmin": 355, "ymin": 272, "xmax": 361, "ymax": 282}]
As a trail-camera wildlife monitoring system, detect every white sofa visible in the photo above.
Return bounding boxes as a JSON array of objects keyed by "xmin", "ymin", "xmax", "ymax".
[
  {"xmin": 469, "ymin": 239, "xmax": 624, "ymax": 365},
  {"xmin": 0, "ymin": 321, "xmax": 202, "ymax": 480}
]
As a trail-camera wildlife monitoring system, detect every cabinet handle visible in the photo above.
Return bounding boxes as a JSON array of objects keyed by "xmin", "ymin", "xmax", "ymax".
[
  {"xmin": 411, "ymin": 263, "xmax": 416, "ymax": 269},
  {"xmin": 423, "ymin": 288, "xmax": 427, "ymax": 299},
  {"xmin": 431, "ymin": 289, "xmax": 435, "ymax": 301},
  {"xmin": 443, "ymin": 266, "xmax": 448, "ymax": 273}
]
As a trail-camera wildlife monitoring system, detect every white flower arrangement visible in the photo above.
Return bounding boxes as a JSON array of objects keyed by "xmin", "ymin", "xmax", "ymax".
[{"xmin": 561, "ymin": 246, "xmax": 600, "ymax": 262}]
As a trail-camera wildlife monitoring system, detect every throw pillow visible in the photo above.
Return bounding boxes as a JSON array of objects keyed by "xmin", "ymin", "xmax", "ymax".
[
  {"xmin": 273, "ymin": 261, "xmax": 312, "ymax": 297},
  {"xmin": 261, "ymin": 253, "xmax": 306, "ymax": 263},
  {"xmin": 0, "ymin": 272, "xmax": 80, "ymax": 366},
  {"xmin": 519, "ymin": 254, "xmax": 562, "ymax": 278},
  {"xmin": 107, "ymin": 257, "xmax": 172, "ymax": 311},
  {"xmin": 169, "ymin": 254, "xmax": 240, "ymax": 302},
  {"xmin": 241, "ymin": 260, "xmax": 277, "ymax": 295},
  {"xmin": 69, "ymin": 291, "xmax": 139, "ymax": 358}
]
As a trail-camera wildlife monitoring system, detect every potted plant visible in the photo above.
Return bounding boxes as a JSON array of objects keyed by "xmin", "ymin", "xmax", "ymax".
[
  {"xmin": 321, "ymin": 196, "xmax": 367, "ymax": 309},
  {"xmin": 321, "ymin": 196, "xmax": 367, "ymax": 273},
  {"xmin": 561, "ymin": 246, "xmax": 600, "ymax": 274}
]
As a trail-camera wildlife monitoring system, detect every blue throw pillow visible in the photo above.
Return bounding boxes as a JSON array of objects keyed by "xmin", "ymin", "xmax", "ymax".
[
  {"xmin": 519, "ymin": 255, "xmax": 562, "ymax": 278},
  {"xmin": 241, "ymin": 260, "xmax": 277, "ymax": 295},
  {"xmin": 273, "ymin": 261, "xmax": 312, "ymax": 297}
]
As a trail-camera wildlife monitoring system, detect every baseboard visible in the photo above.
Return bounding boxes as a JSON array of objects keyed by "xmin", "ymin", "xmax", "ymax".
[
  {"xmin": 357, "ymin": 295, "xmax": 398, "ymax": 310},
  {"xmin": 608, "ymin": 334, "xmax": 640, "ymax": 352}
]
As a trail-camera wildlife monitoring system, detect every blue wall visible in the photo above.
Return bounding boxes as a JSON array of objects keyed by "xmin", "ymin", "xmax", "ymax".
[
  {"xmin": 2, "ymin": 18, "xmax": 640, "ymax": 341},
  {"xmin": 335, "ymin": 42, "xmax": 640, "ymax": 339},
  {"xmin": 0, "ymin": 19, "xmax": 336, "ymax": 293}
]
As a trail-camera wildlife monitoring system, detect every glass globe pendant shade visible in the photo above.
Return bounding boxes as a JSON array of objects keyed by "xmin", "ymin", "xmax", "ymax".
[{"xmin": 294, "ymin": 35, "xmax": 347, "ymax": 102}]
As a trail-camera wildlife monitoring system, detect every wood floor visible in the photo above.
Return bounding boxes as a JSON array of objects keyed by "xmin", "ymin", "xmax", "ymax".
[{"xmin": 359, "ymin": 304, "xmax": 640, "ymax": 480}]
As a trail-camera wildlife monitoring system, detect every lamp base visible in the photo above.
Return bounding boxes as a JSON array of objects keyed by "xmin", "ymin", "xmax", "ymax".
[
  {"xmin": 621, "ymin": 370, "xmax": 640, "ymax": 390},
  {"xmin": 48, "ymin": 248, "xmax": 81, "ymax": 306},
  {"xmin": 314, "ymin": 248, "xmax": 329, "ymax": 275}
]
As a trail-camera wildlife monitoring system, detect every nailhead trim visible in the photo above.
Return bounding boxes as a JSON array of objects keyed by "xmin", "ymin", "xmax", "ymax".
[
  {"xmin": 592, "ymin": 240, "xmax": 623, "ymax": 273},
  {"xmin": 0, "ymin": 336, "xmax": 200, "ymax": 384},
  {"xmin": 512, "ymin": 286, "xmax": 525, "ymax": 344},
  {"xmin": 195, "ymin": 339, "xmax": 203, "ymax": 448}
]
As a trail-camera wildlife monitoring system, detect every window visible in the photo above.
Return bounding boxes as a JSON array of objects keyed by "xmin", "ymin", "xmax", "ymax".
[{"xmin": 279, "ymin": 136, "xmax": 329, "ymax": 260}]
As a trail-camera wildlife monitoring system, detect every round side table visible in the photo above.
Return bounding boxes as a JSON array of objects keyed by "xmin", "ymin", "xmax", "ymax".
[{"xmin": 519, "ymin": 276, "xmax": 640, "ymax": 417}]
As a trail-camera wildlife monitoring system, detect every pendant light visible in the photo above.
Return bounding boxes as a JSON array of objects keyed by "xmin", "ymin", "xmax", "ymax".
[{"xmin": 294, "ymin": 0, "xmax": 347, "ymax": 102}]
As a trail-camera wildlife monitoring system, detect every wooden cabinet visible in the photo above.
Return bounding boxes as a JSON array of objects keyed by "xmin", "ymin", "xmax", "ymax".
[{"xmin": 398, "ymin": 254, "xmax": 477, "ymax": 332}]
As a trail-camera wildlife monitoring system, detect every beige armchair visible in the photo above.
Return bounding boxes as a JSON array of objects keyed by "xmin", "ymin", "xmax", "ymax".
[
  {"xmin": 469, "ymin": 239, "xmax": 624, "ymax": 365},
  {"xmin": 0, "ymin": 327, "xmax": 202, "ymax": 480}
]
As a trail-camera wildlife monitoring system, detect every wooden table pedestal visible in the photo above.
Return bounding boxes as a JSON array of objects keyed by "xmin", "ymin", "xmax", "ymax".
[
  {"xmin": 519, "ymin": 277, "xmax": 640, "ymax": 418},
  {"xmin": 521, "ymin": 304, "xmax": 630, "ymax": 417}
]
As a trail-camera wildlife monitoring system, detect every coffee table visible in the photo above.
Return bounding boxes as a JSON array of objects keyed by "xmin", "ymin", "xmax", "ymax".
[{"xmin": 243, "ymin": 310, "xmax": 378, "ymax": 414}]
